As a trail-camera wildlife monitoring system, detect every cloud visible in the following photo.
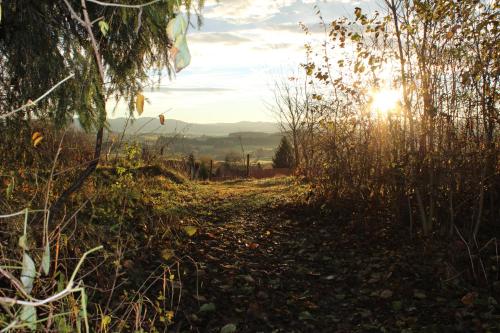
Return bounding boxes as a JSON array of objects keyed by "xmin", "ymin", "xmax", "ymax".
[
  {"xmin": 147, "ymin": 87, "xmax": 235, "ymax": 93},
  {"xmin": 204, "ymin": 0, "xmax": 296, "ymax": 24},
  {"xmin": 110, "ymin": 0, "xmax": 379, "ymax": 124},
  {"xmin": 252, "ymin": 42, "xmax": 295, "ymax": 51},
  {"xmin": 188, "ymin": 32, "xmax": 252, "ymax": 45}
]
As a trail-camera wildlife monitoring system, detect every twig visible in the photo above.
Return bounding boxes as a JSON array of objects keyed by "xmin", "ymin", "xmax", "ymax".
[
  {"xmin": 0, "ymin": 209, "xmax": 46, "ymax": 219},
  {"xmin": 0, "ymin": 74, "xmax": 75, "ymax": 120},
  {"xmin": 454, "ymin": 225, "xmax": 477, "ymax": 280},
  {"xmin": 0, "ymin": 268, "xmax": 32, "ymax": 300},
  {"xmin": 0, "ymin": 246, "xmax": 102, "ymax": 308},
  {"xmin": 87, "ymin": 0, "xmax": 162, "ymax": 9}
]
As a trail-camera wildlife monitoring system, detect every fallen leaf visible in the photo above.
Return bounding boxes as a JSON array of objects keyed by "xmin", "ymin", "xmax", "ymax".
[
  {"xmin": 193, "ymin": 294, "xmax": 207, "ymax": 302},
  {"xmin": 183, "ymin": 226, "xmax": 198, "ymax": 237},
  {"xmin": 239, "ymin": 275, "xmax": 255, "ymax": 283},
  {"xmin": 220, "ymin": 323, "xmax": 237, "ymax": 333},
  {"xmin": 392, "ymin": 301, "xmax": 402, "ymax": 311},
  {"xmin": 161, "ymin": 249, "xmax": 175, "ymax": 261},
  {"xmin": 461, "ymin": 292, "xmax": 478, "ymax": 306},
  {"xmin": 299, "ymin": 311, "xmax": 314, "ymax": 321},
  {"xmin": 257, "ymin": 291, "xmax": 268, "ymax": 299},
  {"xmin": 380, "ymin": 289, "xmax": 393, "ymax": 299},
  {"xmin": 200, "ymin": 303, "xmax": 216, "ymax": 313},
  {"xmin": 414, "ymin": 291, "xmax": 426, "ymax": 299}
]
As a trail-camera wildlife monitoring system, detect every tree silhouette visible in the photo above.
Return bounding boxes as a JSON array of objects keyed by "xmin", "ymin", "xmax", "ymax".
[{"xmin": 273, "ymin": 136, "xmax": 294, "ymax": 169}]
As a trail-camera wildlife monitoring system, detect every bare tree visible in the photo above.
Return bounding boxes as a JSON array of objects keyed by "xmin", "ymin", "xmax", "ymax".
[{"xmin": 269, "ymin": 76, "xmax": 308, "ymax": 170}]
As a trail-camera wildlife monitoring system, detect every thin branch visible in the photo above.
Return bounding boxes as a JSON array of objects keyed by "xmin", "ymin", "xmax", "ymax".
[
  {"xmin": 0, "ymin": 268, "xmax": 32, "ymax": 300},
  {"xmin": 0, "ymin": 209, "xmax": 46, "ymax": 219},
  {"xmin": 0, "ymin": 246, "xmax": 103, "ymax": 308},
  {"xmin": 62, "ymin": 0, "xmax": 86, "ymax": 26},
  {"xmin": 86, "ymin": 0, "xmax": 162, "ymax": 9},
  {"xmin": 81, "ymin": 0, "xmax": 105, "ymax": 83},
  {"xmin": 0, "ymin": 74, "xmax": 75, "ymax": 120}
]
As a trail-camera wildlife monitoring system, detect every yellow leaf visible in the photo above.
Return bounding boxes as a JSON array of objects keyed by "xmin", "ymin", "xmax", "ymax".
[
  {"xmin": 32, "ymin": 132, "xmax": 43, "ymax": 147},
  {"xmin": 99, "ymin": 20, "xmax": 109, "ymax": 36},
  {"xmin": 31, "ymin": 132, "xmax": 42, "ymax": 141},
  {"xmin": 165, "ymin": 310, "xmax": 174, "ymax": 322},
  {"xmin": 183, "ymin": 226, "xmax": 198, "ymax": 237},
  {"xmin": 159, "ymin": 114, "xmax": 165, "ymax": 125},
  {"xmin": 161, "ymin": 249, "xmax": 175, "ymax": 260},
  {"xmin": 33, "ymin": 136, "xmax": 43, "ymax": 147},
  {"xmin": 136, "ymin": 93, "xmax": 145, "ymax": 115},
  {"xmin": 101, "ymin": 315, "xmax": 112, "ymax": 331}
]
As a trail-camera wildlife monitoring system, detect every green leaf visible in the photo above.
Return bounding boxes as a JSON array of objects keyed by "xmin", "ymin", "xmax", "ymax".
[
  {"xmin": 99, "ymin": 20, "xmax": 109, "ymax": 36},
  {"xmin": 80, "ymin": 289, "xmax": 89, "ymax": 331},
  {"xmin": 166, "ymin": 15, "xmax": 188, "ymax": 41},
  {"xmin": 18, "ymin": 235, "xmax": 28, "ymax": 250},
  {"xmin": 220, "ymin": 324, "xmax": 237, "ymax": 333},
  {"xmin": 299, "ymin": 311, "xmax": 314, "ymax": 321},
  {"xmin": 172, "ymin": 35, "xmax": 191, "ymax": 73},
  {"xmin": 6, "ymin": 178, "xmax": 14, "ymax": 199},
  {"xmin": 42, "ymin": 243, "xmax": 50, "ymax": 275},
  {"xmin": 351, "ymin": 33, "xmax": 361, "ymax": 42},
  {"xmin": 392, "ymin": 300, "xmax": 402, "ymax": 311},
  {"xmin": 20, "ymin": 305, "xmax": 37, "ymax": 331},
  {"xmin": 414, "ymin": 291, "xmax": 427, "ymax": 299},
  {"xmin": 21, "ymin": 252, "xmax": 36, "ymax": 294},
  {"xmin": 200, "ymin": 303, "xmax": 216, "ymax": 313},
  {"xmin": 183, "ymin": 226, "xmax": 198, "ymax": 237},
  {"xmin": 161, "ymin": 248, "xmax": 175, "ymax": 261}
]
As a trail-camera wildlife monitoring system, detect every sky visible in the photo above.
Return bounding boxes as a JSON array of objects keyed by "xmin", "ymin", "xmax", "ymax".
[{"xmin": 109, "ymin": 0, "xmax": 377, "ymax": 124}]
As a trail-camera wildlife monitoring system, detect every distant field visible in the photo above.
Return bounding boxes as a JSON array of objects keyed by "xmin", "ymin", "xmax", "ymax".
[{"xmin": 136, "ymin": 131, "xmax": 284, "ymax": 161}]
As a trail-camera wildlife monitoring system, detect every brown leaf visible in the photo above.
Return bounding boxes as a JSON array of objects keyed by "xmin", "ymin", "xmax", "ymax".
[
  {"xmin": 380, "ymin": 289, "xmax": 393, "ymax": 299},
  {"xmin": 461, "ymin": 292, "xmax": 478, "ymax": 306},
  {"xmin": 247, "ymin": 242, "xmax": 260, "ymax": 249}
]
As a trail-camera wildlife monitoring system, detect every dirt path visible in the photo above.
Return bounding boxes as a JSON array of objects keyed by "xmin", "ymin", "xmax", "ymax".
[{"xmin": 169, "ymin": 178, "xmax": 499, "ymax": 333}]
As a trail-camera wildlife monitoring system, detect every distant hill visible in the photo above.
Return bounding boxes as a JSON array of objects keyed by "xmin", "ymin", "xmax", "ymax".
[{"xmin": 102, "ymin": 118, "xmax": 280, "ymax": 137}]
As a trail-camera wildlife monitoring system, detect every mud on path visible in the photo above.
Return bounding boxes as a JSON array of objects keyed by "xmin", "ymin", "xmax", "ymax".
[{"xmin": 166, "ymin": 178, "xmax": 499, "ymax": 333}]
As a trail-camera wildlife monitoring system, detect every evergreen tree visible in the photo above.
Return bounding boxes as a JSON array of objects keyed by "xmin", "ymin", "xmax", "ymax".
[
  {"xmin": 198, "ymin": 162, "xmax": 209, "ymax": 180},
  {"xmin": 0, "ymin": 0, "xmax": 204, "ymax": 216},
  {"xmin": 272, "ymin": 136, "xmax": 294, "ymax": 169}
]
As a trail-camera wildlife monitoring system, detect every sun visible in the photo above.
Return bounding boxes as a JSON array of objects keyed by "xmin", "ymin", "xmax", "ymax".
[{"xmin": 370, "ymin": 88, "xmax": 401, "ymax": 115}]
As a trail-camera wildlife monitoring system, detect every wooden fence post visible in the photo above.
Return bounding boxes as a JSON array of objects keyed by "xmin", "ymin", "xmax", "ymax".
[
  {"xmin": 209, "ymin": 159, "xmax": 213, "ymax": 181},
  {"xmin": 246, "ymin": 154, "xmax": 250, "ymax": 178}
]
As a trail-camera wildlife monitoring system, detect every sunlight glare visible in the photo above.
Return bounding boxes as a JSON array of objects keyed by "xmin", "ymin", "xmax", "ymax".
[{"xmin": 370, "ymin": 88, "xmax": 401, "ymax": 115}]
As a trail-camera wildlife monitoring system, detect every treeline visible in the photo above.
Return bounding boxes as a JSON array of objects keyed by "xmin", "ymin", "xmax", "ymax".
[
  {"xmin": 275, "ymin": 0, "xmax": 498, "ymax": 244},
  {"xmin": 154, "ymin": 132, "xmax": 283, "ymax": 161}
]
